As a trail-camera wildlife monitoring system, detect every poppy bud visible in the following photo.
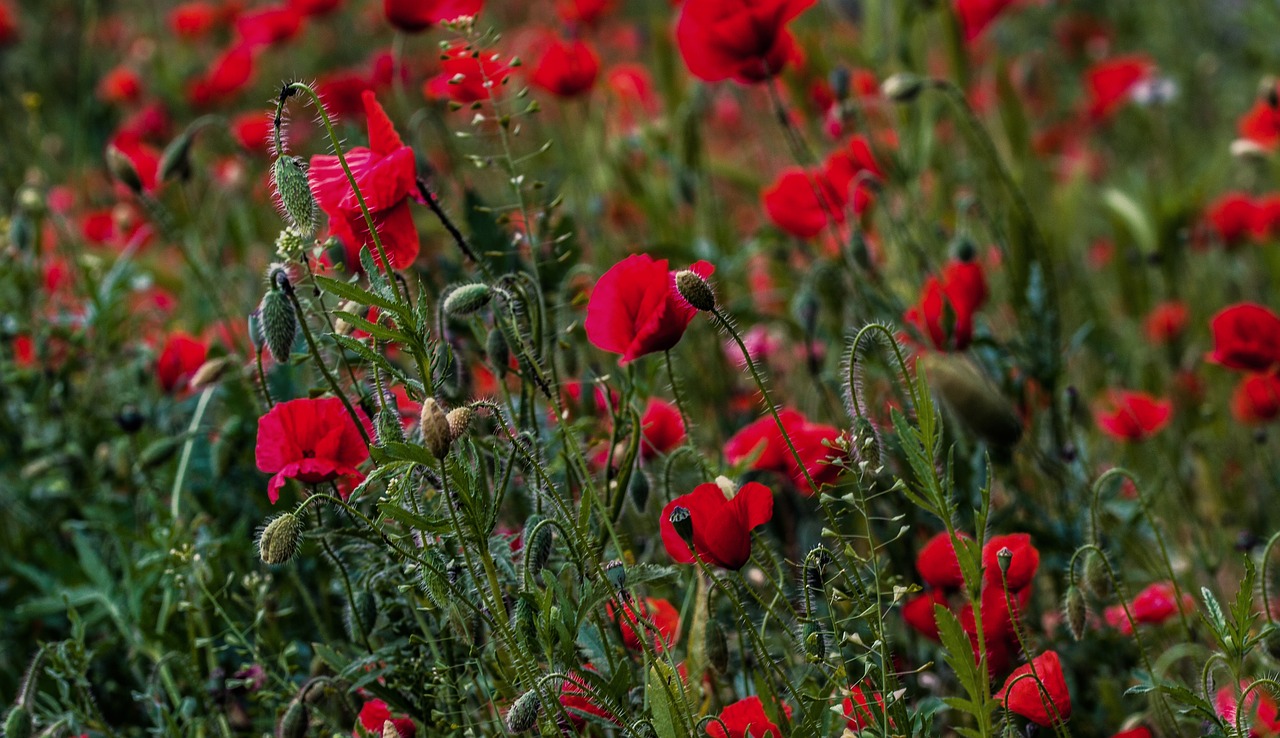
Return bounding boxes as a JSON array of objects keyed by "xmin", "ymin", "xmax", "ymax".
[
  {"xmin": 1082, "ymin": 550, "xmax": 1110, "ymax": 598},
  {"xmin": 275, "ymin": 698, "xmax": 309, "ymax": 738},
  {"xmin": 881, "ymin": 72, "xmax": 924, "ymax": 103},
  {"xmin": 106, "ymin": 144, "xmax": 144, "ymax": 194},
  {"xmin": 628, "ymin": 470, "xmax": 650, "ymax": 511},
  {"xmin": 272, "ymin": 155, "xmax": 316, "ymax": 237},
  {"xmin": 524, "ymin": 518, "xmax": 554, "ymax": 577},
  {"xmin": 3, "ymin": 707, "xmax": 31, "ymax": 738},
  {"xmin": 1064, "ymin": 585, "xmax": 1086, "ymax": 641},
  {"xmin": 376, "ymin": 404, "xmax": 405, "ymax": 446},
  {"xmin": 604, "ymin": 559, "xmax": 627, "ymax": 590},
  {"xmin": 486, "ymin": 328, "xmax": 509, "ymax": 378},
  {"xmin": 159, "ymin": 129, "xmax": 196, "ymax": 184},
  {"xmin": 513, "ymin": 595, "xmax": 538, "ymax": 652},
  {"xmin": 260, "ymin": 288, "xmax": 297, "ymax": 364},
  {"xmin": 675, "ymin": 269, "xmax": 716, "ymax": 312},
  {"xmin": 706, "ymin": 620, "xmax": 729, "ymax": 673},
  {"xmin": 669, "ymin": 506, "xmax": 695, "ymax": 548},
  {"xmin": 443, "ymin": 283, "xmax": 493, "ymax": 317},
  {"xmin": 8, "ymin": 213, "xmax": 33, "ymax": 252},
  {"xmin": 419, "ymin": 398, "xmax": 451, "ymax": 460},
  {"xmin": 258, "ymin": 512, "xmax": 304, "ymax": 565},
  {"xmin": 803, "ymin": 547, "xmax": 833, "ymax": 606},
  {"xmin": 506, "ymin": 690, "xmax": 541, "ymax": 733},
  {"xmin": 115, "ymin": 404, "xmax": 145, "ymax": 434},
  {"xmin": 919, "ymin": 354, "xmax": 1022, "ymax": 447},
  {"xmin": 829, "ymin": 66, "xmax": 851, "ymax": 102},
  {"xmin": 248, "ymin": 311, "xmax": 265, "ymax": 352},
  {"xmin": 446, "ymin": 406, "xmax": 474, "ymax": 440},
  {"xmin": 190, "ymin": 356, "xmax": 233, "ymax": 390}
]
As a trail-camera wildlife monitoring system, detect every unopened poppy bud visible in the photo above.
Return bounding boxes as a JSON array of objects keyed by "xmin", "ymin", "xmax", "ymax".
[
  {"xmin": 258, "ymin": 512, "xmax": 304, "ymax": 565},
  {"xmin": 446, "ymin": 406, "xmax": 474, "ymax": 440},
  {"xmin": 506, "ymin": 690, "xmax": 541, "ymax": 733},
  {"xmin": 3, "ymin": 707, "xmax": 31, "ymax": 738},
  {"xmin": 443, "ymin": 283, "xmax": 493, "ymax": 317},
  {"xmin": 950, "ymin": 235, "xmax": 978, "ymax": 263},
  {"xmin": 159, "ymin": 133, "xmax": 195, "ymax": 185},
  {"xmin": 1064, "ymin": 585, "xmax": 1087, "ymax": 641},
  {"xmin": 272, "ymin": 155, "xmax": 316, "ymax": 237},
  {"xmin": 486, "ymin": 328, "xmax": 509, "ymax": 378},
  {"xmin": 524, "ymin": 518, "xmax": 553, "ymax": 578},
  {"xmin": 275, "ymin": 698, "xmax": 309, "ymax": 738},
  {"xmin": 190, "ymin": 356, "xmax": 233, "ymax": 390},
  {"xmin": 260, "ymin": 288, "xmax": 297, "ymax": 364},
  {"xmin": 669, "ymin": 506, "xmax": 694, "ymax": 548},
  {"xmin": 419, "ymin": 398, "xmax": 451, "ymax": 459},
  {"xmin": 881, "ymin": 72, "xmax": 924, "ymax": 103},
  {"xmin": 248, "ymin": 311, "xmax": 265, "ymax": 351},
  {"xmin": 829, "ymin": 66, "xmax": 851, "ymax": 102},
  {"xmin": 106, "ymin": 145, "xmax": 144, "ymax": 194},
  {"xmin": 803, "ymin": 547, "xmax": 833, "ymax": 605},
  {"xmin": 919, "ymin": 354, "xmax": 1023, "ymax": 447},
  {"xmin": 1082, "ymin": 550, "xmax": 1110, "ymax": 598},
  {"xmin": 675, "ymin": 270, "xmax": 716, "ymax": 312},
  {"xmin": 705, "ymin": 620, "xmax": 729, "ymax": 673},
  {"xmin": 513, "ymin": 595, "xmax": 538, "ymax": 651},
  {"xmin": 604, "ymin": 559, "xmax": 627, "ymax": 590}
]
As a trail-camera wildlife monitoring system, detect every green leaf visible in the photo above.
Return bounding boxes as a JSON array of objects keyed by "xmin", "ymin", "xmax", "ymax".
[
  {"xmin": 647, "ymin": 662, "xmax": 690, "ymax": 738},
  {"xmin": 332, "ymin": 311, "xmax": 416, "ymax": 346},
  {"xmin": 934, "ymin": 604, "xmax": 993, "ymax": 728},
  {"xmin": 314, "ymin": 275, "xmax": 407, "ymax": 321}
]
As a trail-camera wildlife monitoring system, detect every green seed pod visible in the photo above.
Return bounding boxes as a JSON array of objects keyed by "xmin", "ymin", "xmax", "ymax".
[
  {"xmin": 1064, "ymin": 585, "xmax": 1087, "ymax": 641},
  {"xmin": 4, "ymin": 707, "xmax": 32, "ymax": 738},
  {"xmin": 628, "ymin": 470, "xmax": 650, "ymax": 512},
  {"xmin": 275, "ymin": 698, "xmax": 309, "ymax": 738},
  {"xmin": 272, "ymin": 156, "xmax": 316, "ymax": 237},
  {"xmin": 259, "ymin": 512, "xmax": 304, "ymax": 565},
  {"xmin": 444, "ymin": 283, "xmax": 493, "ymax": 317},
  {"xmin": 506, "ymin": 690, "xmax": 541, "ymax": 733},
  {"xmin": 419, "ymin": 399, "xmax": 451, "ymax": 460},
  {"xmin": 674, "ymin": 270, "xmax": 715, "ymax": 312},
  {"xmin": 705, "ymin": 620, "xmax": 729, "ymax": 674},
  {"xmin": 486, "ymin": 328, "xmax": 510, "ymax": 378},
  {"xmin": 260, "ymin": 288, "xmax": 297, "ymax": 364},
  {"xmin": 1082, "ymin": 550, "xmax": 1110, "ymax": 599},
  {"xmin": 803, "ymin": 548, "xmax": 833, "ymax": 612},
  {"xmin": 919, "ymin": 354, "xmax": 1023, "ymax": 447}
]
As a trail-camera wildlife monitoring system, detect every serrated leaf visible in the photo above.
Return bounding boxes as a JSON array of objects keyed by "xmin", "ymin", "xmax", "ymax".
[
  {"xmin": 314, "ymin": 275, "xmax": 407, "ymax": 321},
  {"xmin": 648, "ymin": 663, "xmax": 690, "ymax": 738},
  {"xmin": 332, "ymin": 311, "xmax": 416, "ymax": 346}
]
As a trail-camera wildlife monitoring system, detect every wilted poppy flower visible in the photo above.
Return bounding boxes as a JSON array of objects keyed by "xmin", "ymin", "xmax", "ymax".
[
  {"xmin": 1233, "ymin": 374, "xmax": 1280, "ymax": 424},
  {"xmin": 356, "ymin": 699, "xmax": 415, "ymax": 737},
  {"xmin": 955, "ymin": 0, "xmax": 1020, "ymax": 42},
  {"xmin": 1084, "ymin": 55, "xmax": 1155, "ymax": 122},
  {"xmin": 675, "ymin": 0, "xmax": 814, "ymax": 84},
  {"xmin": 1209, "ymin": 303, "xmax": 1280, "ymax": 372},
  {"xmin": 1094, "ymin": 390, "xmax": 1172, "ymax": 441},
  {"xmin": 660, "ymin": 479, "xmax": 773, "ymax": 570},
  {"xmin": 1214, "ymin": 681, "xmax": 1280, "ymax": 736},
  {"xmin": 607, "ymin": 596, "xmax": 681, "ymax": 651},
  {"xmin": 902, "ymin": 589, "xmax": 947, "ymax": 640},
  {"xmin": 530, "ymin": 36, "xmax": 600, "ymax": 98},
  {"xmin": 255, "ymin": 397, "xmax": 371, "ymax": 503},
  {"xmin": 904, "ymin": 259, "xmax": 988, "ymax": 352},
  {"xmin": 156, "ymin": 332, "xmax": 209, "ymax": 394},
  {"xmin": 1239, "ymin": 90, "xmax": 1280, "ymax": 151},
  {"xmin": 384, "ymin": 0, "xmax": 481, "ymax": 32},
  {"xmin": 724, "ymin": 409, "xmax": 842, "ymax": 493},
  {"xmin": 640, "ymin": 398, "xmax": 686, "ymax": 459},
  {"xmin": 995, "ymin": 651, "xmax": 1072, "ymax": 727},
  {"xmin": 424, "ymin": 41, "xmax": 512, "ymax": 104},
  {"xmin": 309, "ymin": 90, "xmax": 421, "ymax": 270},
  {"xmin": 1143, "ymin": 301, "xmax": 1189, "ymax": 344},
  {"xmin": 707, "ymin": 695, "xmax": 791, "ymax": 738},
  {"xmin": 983, "ymin": 533, "xmax": 1039, "ymax": 591},
  {"xmin": 916, "ymin": 531, "xmax": 969, "ymax": 590},
  {"xmin": 584, "ymin": 253, "xmax": 714, "ymax": 364},
  {"xmin": 1206, "ymin": 193, "xmax": 1260, "ymax": 248}
]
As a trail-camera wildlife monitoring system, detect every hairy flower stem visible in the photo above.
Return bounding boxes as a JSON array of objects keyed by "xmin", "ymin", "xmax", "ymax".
[
  {"xmin": 169, "ymin": 385, "xmax": 215, "ymax": 522},
  {"xmin": 764, "ymin": 76, "xmax": 847, "ymax": 248},
  {"xmin": 254, "ymin": 347, "xmax": 273, "ymax": 408},
  {"xmin": 415, "ymin": 177, "xmax": 490, "ymax": 278},
  {"xmin": 316, "ymin": 507, "xmax": 373, "ymax": 654},
  {"xmin": 664, "ymin": 349, "xmax": 693, "ymax": 444}
]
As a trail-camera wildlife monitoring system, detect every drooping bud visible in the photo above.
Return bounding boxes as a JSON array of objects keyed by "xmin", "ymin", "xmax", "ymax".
[
  {"xmin": 674, "ymin": 270, "xmax": 716, "ymax": 312},
  {"xmin": 190, "ymin": 356, "xmax": 233, "ymax": 390},
  {"xmin": 506, "ymin": 690, "xmax": 541, "ymax": 733},
  {"xmin": 106, "ymin": 145, "xmax": 144, "ymax": 194},
  {"xmin": 443, "ymin": 283, "xmax": 493, "ymax": 317},
  {"xmin": 486, "ymin": 328, "xmax": 509, "ymax": 378},
  {"xmin": 1082, "ymin": 550, "xmax": 1110, "ymax": 599},
  {"xmin": 919, "ymin": 354, "xmax": 1023, "ymax": 447},
  {"xmin": 669, "ymin": 506, "xmax": 695, "ymax": 549},
  {"xmin": 3, "ymin": 707, "xmax": 32, "ymax": 738},
  {"xmin": 258, "ymin": 512, "xmax": 304, "ymax": 565},
  {"xmin": 1064, "ymin": 585, "xmax": 1087, "ymax": 641},
  {"xmin": 881, "ymin": 72, "xmax": 924, "ymax": 103},
  {"xmin": 275, "ymin": 698, "xmax": 309, "ymax": 738},
  {"xmin": 419, "ymin": 398, "xmax": 451, "ymax": 460},
  {"xmin": 513, "ymin": 595, "xmax": 538, "ymax": 652},
  {"xmin": 446, "ymin": 406, "xmax": 474, "ymax": 440},
  {"xmin": 260, "ymin": 285, "xmax": 297, "ymax": 364},
  {"xmin": 524, "ymin": 518, "xmax": 554, "ymax": 578},
  {"xmin": 272, "ymin": 155, "xmax": 316, "ymax": 237},
  {"xmin": 705, "ymin": 620, "xmax": 729, "ymax": 674},
  {"xmin": 628, "ymin": 470, "xmax": 650, "ymax": 511}
]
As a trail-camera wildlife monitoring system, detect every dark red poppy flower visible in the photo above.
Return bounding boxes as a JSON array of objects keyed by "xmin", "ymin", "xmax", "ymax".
[
  {"xmin": 707, "ymin": 695, "xmax": 791, "ymax": 738},
  {"xmin": 1143, "ymin": 301, "xmax": 1189, "ymax": 344},
  {"xmin": 1214, "ymin": 681, "xmax": 1280, "ymax": 736},
  {"xmin": 1239, "ymin": 91, "xmax": 1280, "ymax": 151},
  {"xmin": 1233, "ymin": 374, "xmax": 1280, "ymax": 424},
  {"xmin": 724, "ymin": 409, "xmax": 842, "ymax": 493},
  {"xmin": 423, "ymin": 41, "xmax": 512, "ymax": 105},
  {"xmin": 530, "ymin": 36, "xmax": 600, "ymax": 98},
  {"xmin": 255, "ymin": 397, "xmax": 371, "ymax": 503},
  {"xmin": 557, "ymin": 0, "xmax": 612, "ymax": 25},
  {"xmin": 189, "ymin": 43, "xmax": 257, "ymax": 105},
  {"xmin": 309, "ymin": 90, "xmax": 421, "ymax": 271},
  {"xmin": 1206, "ymin": 192, "xmax": 1259, "ymax": 248},
  {"xmin": 98, "ymin": 66, "xmax": 142, "ymax": 105},
  {"xmin": 843, "ymin": 687, "xmax": 885, "ymax": 730},
  {"xmin": 356, "ymin": 699, "xmax": 415, "ymax": 738},
  {"xmin": 675, "ymin": 0, "xmax": 815, "ymax": 84},
  {"xmin": 169, "ymin": 2, "xmax": 220, "ymax": 37},
  {"xmin": 288, "ymin": 0, "xmax": 342, "ymax": 16},
  {"xmin": 584, "ymin": 253, "xmax": 714, "ymax": 364},
  {"xmin": 157, "ymin": 332, "xmax": 209, "ymax": 394},
  {"xmin": 902, "ymin": 589, "xmax": 947, "ymax": 640},
  {"xmin": 1112, "ymin": 728, "xmax": 1153, "ymax": 738},
  {"xmin": 0, "ymin": 0, "xmax": 19, "ymax": 45},
  {"xmin": 660, "ymin": 479, "xmax": 773, "ymax": 570},
  {"xmin": 983, "ymin": 533, "xmax": 1039, "ymax": 591},
  {"xmin": 640, "ymin": 398, "xmax": 686, "ymax": 459},
  {"xmin": 916, "ymin": 531, "xmax": 969, "ymax": 590},
  {"xmin": 230, "ymin": 111, "xmax": 272, "ymax": 154},
  {"xmin": 1209, "ymin": 303, "xmax": 1280, "ymax": 372},
  {"xmin": 234, "ymin": 4, "xmax": 302, "ymax": 47},
  {"xmin": 384, "ymin": 0, "xmax": 482, "ymax": 32},
  {"xmin": 1084, "ymin": 55, "xmax": 1155, "ymax": 122},
  {"xmin": 904, "ymin": 259, "xmax": 988, "ymax": 352},
  {"xmin": 995, "ymin": 651, "xmax": 1071, "ymax": 727},
  {"xmin": 762, "ymin": 167, "xmax": 844, "ymax": 239},
  {"xmin": 607, "ymin": 596, "xmax": 681, "ymax": 652},
  {"xmin": 1094, "ymin": 390, "xmax": 1172, "ymax": 442},
  {"xmin": 955, "ymin": 0, "xmax": 1020, "ymax": 42},
  {"xmin": 1131, "ymin": 582, "xmax": 1191, "ymax": 625}
]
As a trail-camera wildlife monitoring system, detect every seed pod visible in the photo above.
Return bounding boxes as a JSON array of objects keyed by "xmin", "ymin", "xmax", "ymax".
[
  {"xmin": 1064, "ymin": 585, "xmax": 1087, "ymax": 641},
  {"xmin": 486, "ymin": 328, "xmax": 509, "ymax": 378},
  {"xmin": 272, "ymin": 156, "xmax": 316, "ymax": 237},
  {"xmin": 190, "ymin": 356, "xmax": 233, "ymax": 390},
  {"xmin": 275, "ymin": 698, "xmax": 309, "ymax": 738},
  {"xmin": 419, "ymin": 398, "xmax": 451, "ymax": 459},
  {"xmin": 669, "ymin": 506, "xmax": 694, "ymax": 548},
  {"xmin": 705, "ymin": 620, "xmax": 728, "ymax": 674},
  {"xmin": 258, "ymin": 512, "xmax": 304, "ymax": 565},
  {"xmin": 919, "ymin": 354, "xmax": 1023, "ymax": 447},
  {"xmin": 443, "ymin": 283, "xmax": 493, "ymax": 317},
  {"xmin": 446, "ymin": 406, "xmax": 474, "ymax": 440},
  {"xmin": 524, "ymin": 518, "xmax": 553, "ymax": 578},
  {"xmin": 260, "ymin": 288, "xmax": 297, "ymax": 364},
  {"xmin": 4, "ymin": 707, "xmax": 32, "ymax": 738},
  {"xmin": 1082, "ymin": 550, "xmax": 1110, "ymax": 599},
  {"xmin": 506, "ymin": 690, "xmax": 541, "ymax": 733},
  {"xmin": 674, "ymin": 270, "xmax": 715, "ymax": 312},
  {"xmin": 802, "ymin": 622, "xmax": 826, "ymax": 662}
]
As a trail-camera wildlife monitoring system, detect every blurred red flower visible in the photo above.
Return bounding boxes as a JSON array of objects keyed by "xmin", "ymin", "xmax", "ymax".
[
  {"xmin": 1233, "ymin": 374, "xmax": 1280, "ymax": 424},
  {"xmin": 189, "ymin": 43, "xmax": 257, "ymax": 105},
  {"xmin": 530, "ymin": 36, "xmax": 600, "ymax": 98},
  {"xmin": 255, "ymin": 397, "xmax": 371, "ymax": 503},
  {"xmin": 0, "ymin": 0, "xmax": 19, "ymax": 45},
  {"xmin": 1209, "ymin": 303, "xmax": 1280, "ymax": 372},
  {"xmin": 607, "ymin": 596, "xmax": 681, "ymax": 652},
  {"xmin": 288, "ymin": 0, "xmax": 342, "ymax": 16},
  {"xmin": 982, "ymin": 533, "xmax": 1039, "ymax": 591},
  {"xmin": 1238, "ymin": 90, "xmax": 1280, "ymax": 151},
  {"xmin": 955, "ymin": 0, "xmax": 1020, "ymax": 42},
  {"xmin": 904, "ymin": 259, "xmax": 988, "ymax": 352},
  {"xmin": 424, "ymin": 41, "xmax": 512, "ymax": 105},
  {"xmin": 557, "ymin": 0, "xmax": 612, "ymax": 26},
  {"xmin": 707, "ymin": 695, "xmax": 790, "ymax": 738},
  {"xmin": 660, "ymin": 480, "xmax": 773, "ymax": 570},
  {"xmin": 843, "ymin": 687, "xmax": 885, "ymax": 730},
  {"xmin": 169, "ymin": 2, "xmax": 220, "ymax": 38},
  {"xmin": 584, "ymin": 253, "xmax": 713, "ymax": 363},
  {"xmin": 384, "ymin": 0, "xmax": 482, "ymax": 33},
  {"xmin": 356, "ymin": 699, "xmax": 415, "ymax": 737},
  {"xmin": 901, "ymin": 589, "xmax": 946, "ymax": 640},
  {"xmin": 724, "ymin": 409, "xmax": 842, "ymax": 493},
  {"xmin": 1130, "ymin": 582, "xmax": 1191, "ymax": 625},
  {"xmin": 156, "ymin": 332, "xmax": 208, "ymax": 394},
  {"xmin": 762, "ymin": 167, "xmax": 845, "ymax": 239},
  {"xmin": 1084, "ymin": 55, "xmax": 1155, "ymax": 122},
  {"xmin": 1205, "ymin": 192, "xmax": 1259, "ymax": 248},
  {"xmin": 98, "ymin": 66, "xmax": 142, "ymax": 104},
  {"xmin": 640, "ymin": 398, "xmax": 686, "ymax": 459},
  {"xmin": 230, "ymin": 111, "xmax": 272, "ymax": 154},
  {"xmin": 1214, "ymin": 681, "xmax": 1280, "ymax": 736},
  {"xmin": 1094, "ymin": 390, "xmax": 1172, "ymax": 442},
  {"xmin": 675, "ymin": 0, "xmax": 814, "ymax": 84},
  {"xmin": 996, "ymin": 651, "xmax": 1071, "ymax": 726},
  {"xmin": 234, "ymin": 4, "xmax": 302, "ymax": 47},
  {"xmin": 1143, "ymin": 301, "xmax": 1189, "ymax": 344},
  {"xmin": 916, "ymin": 531, "xmax": 968, "ymax": 590}
]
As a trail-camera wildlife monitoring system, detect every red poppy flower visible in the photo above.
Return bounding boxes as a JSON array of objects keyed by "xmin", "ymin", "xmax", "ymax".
[
  {"xmin": 1131, "ymin": 582, "xmax": 1191, "ymax": 625},
  {"xmin": 559, "ymin": 666, "xmax": 621, "ymax": 726},
  {"xmin": 955, "ymin": 0, "xmax": 1020, "ymax": 42},
  {"xmin": 1094, "ymin": 390, "xmax": 1172, "ymax": 442},
  {"xmin": 1084, "ymin": 55, "xmax": 1155, "ymax": 122},
  {"xmin": 995, "ymin": 651, "xmax": 1072, "ymax": 727},
  {"xmin": 1113, "ymin": 728, "xmax": 1153, "ymax": 738},
  {"xmin": 904, "ymin": 259, "xmax": 988, "ymax": 352},
  {"xmin": 356, "ymin": 699, "xmax": 415, "ymax": 738},
  {"xmin": 961, "ymin": 585, "xmax": 1032, "ymax": 642},
  {"xmin": 584, "ymin": 253, "xmax": 714, "ymax": 364},
  {"xmin": 108, "ymin": 132, "xmax": 161, "ymax": 194},
  {"xmin": 1215, "ymin": 681, "xmax": 1280, "ymax": 736},
  {"xmin": 98, "ymin": 66, "xmax": 142, "ymax": 105},
  {"xmin": 169, "ymin": 2, "xmax": 220, "ymax": 38},
  {"xmin": 1206, "ymin": 192, "xmax": 1259, "ymax": 248},
  {"xmin": 309, "ymin": 90, "xmax": 421, "ymax": 271},
  {"xmin": 255, "ymin": 397, "xmax": 371, "ymax": 503},
  {"xmin": 724, "ymin": 409, "xmax": 842, "ymax": 493},
  {"xmin": 660, "ymin": 480, "xmax": 773, "ymax": 570},
  {"xmin": 762, "ymin": 167, "xmax": 845, "ymax": 239},
  {"xmin": 843, "ymin": 687, "xmax": 886, "ymax": 730},
  {"xmin": 902, "ymin": 589, "xmax": 947, "ymax": 640},
  {"xmin": 0, "ymin": 0, "xmax": 19, "ymax": 45},
  {"xmin": 707, "ymin": 695, "xmax": 791, "ymax": 738},
  {"xmin": 823, "ymin": 134, "xmax": 884, "ymax": 211},
  {"xmin": 1233, "ymin": 374, "xmax": 1280, "ymax": 424},
  {"xmin": 1209, "ymin": 303, "xmax": 1280, "ymax": 372},
  {"xmin": 189, "ymin": 43, "xmax": 257, "ymax": 105},
  {"xmin": 557, "ymin": 0, "xmax": 612, "ymax": 25},
  {"xmin": 607, "ymin": 596, "xmax": 681, "ymax": 652},
  {"xmin": 234, "ymin": 4, "xmax": 302, "ymax": 47},
  {"xmin": 1251, "ymin": 195, "xmax": 1280, "ymax": 243},
  {"xmin": 1239, "ymin": 92, "xmax": 1280, "ymax": 151},
  {"xmin": 384, "ymin": 0, "xmax": 482, "ymax": 32},
  {"xmin": 230, "ymin": 111, "xmax": 272, "ymax": 154},
  {"xmin": 423, "ymin": 41, "xmax": 512, "ymax": 105},
  {"xmin": 916, "ymin": 531, "xmax": 969, "ymax": 590},
  {"xmin": 1143, "ymin": 301, "xmax": 1189, "ymax": 344},
  {"xmin": 530, "ymin": 36, "xmax": 600, "ymax": 98},
  {"xmin": 675, "ymin": 0, "xmax": 815, "ymax": 84},
  {"xmin": 983, "ymin": 533, "xmax": 1039, "ymax": 591},
  {"xmin": 289, "ymin": 0, "xmax": 342, "ymax": 16},
  {"xmin": 640, "ymin": 398, "xmax": 686, "ymax": 459},
  {"xmin": 156, "ymin": 332, "xmax": 209, "ymax": 394}
]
